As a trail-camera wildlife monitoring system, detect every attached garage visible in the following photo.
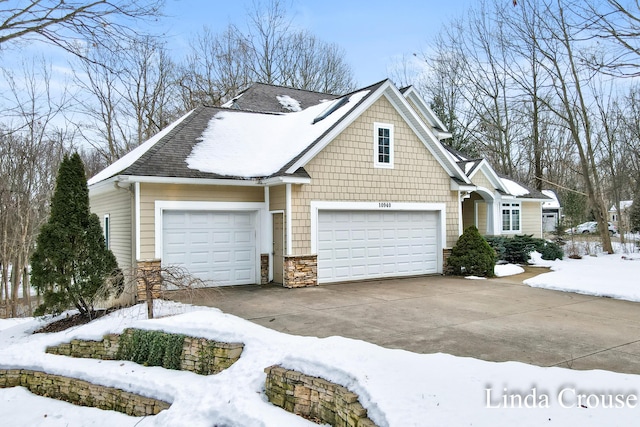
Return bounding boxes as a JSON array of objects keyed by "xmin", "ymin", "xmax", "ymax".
[
  {"xmin": 162, "ymin": 210, "xmax": 258, "ymax": 286},
  {"xmin": 317, "ymin": 210, "xmax": 440, "ymax": 283}
]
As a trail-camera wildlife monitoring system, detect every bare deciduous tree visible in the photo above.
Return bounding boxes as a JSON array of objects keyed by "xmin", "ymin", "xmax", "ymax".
[
  {"xmin": 177, "ymin": 0, "xmax": 355, "ymax": 109},
  {"xmin": 0, "ymin": 0, "xmax": 164, "ymax": 62}
]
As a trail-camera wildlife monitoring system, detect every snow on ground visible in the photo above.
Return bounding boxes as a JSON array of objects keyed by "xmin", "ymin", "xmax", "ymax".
[
  {"xmin": 494, "ymin": 263, "xmax": 525, "ymax": 277},
  {"xmin": 2, "ymin": 247, "xmax": 640, "ymax": 426},
  {"xmin": 526, "ymin": 250, "xmax": 640, "ymax": 301}
]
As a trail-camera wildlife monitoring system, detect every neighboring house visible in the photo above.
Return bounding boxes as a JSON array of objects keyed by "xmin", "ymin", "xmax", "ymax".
[
  {"xmin": 541, "ymin": 189, "xmax": 562, "ymax": 232},
  {"xmin": 88, "ymin": 80, "xmax": 548, "ymax": 295},
  {"xmin": 609, "ymin": 200, "xmax": 633, "ymax": 230}
]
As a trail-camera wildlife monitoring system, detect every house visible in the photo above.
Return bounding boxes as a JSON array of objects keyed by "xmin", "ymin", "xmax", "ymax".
[
  {"xmin": 88, "ymin": 80, "xmax": 548, "ymax": 295},
  {"xmin": 609, "ymin": 200, "xmax": 633, "ymax": 230},
  {"xmin": 541, "ymin": 190, "xmax": 562, "ymax": 232}
]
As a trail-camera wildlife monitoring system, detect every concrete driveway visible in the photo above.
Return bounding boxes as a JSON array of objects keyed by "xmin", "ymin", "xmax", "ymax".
[{"xmin": 168, "ymin": 268, "xmax": 640, "ymax": 375}]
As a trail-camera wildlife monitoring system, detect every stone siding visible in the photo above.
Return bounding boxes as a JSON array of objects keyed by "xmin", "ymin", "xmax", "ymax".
[
  {"xmin": 264, "ymin": 365, "xmax": 377, "ymax": 427},
  {"xmin": 0, "ymin": 369, "xmax": 169, "ymax": 416},
  {"xmin": 46, "ymin": 329, "xmax": 243, "ymax": 375},
  {"xmin": 136, "ymin": 259, "xmax": 162, "ymax": 301},
  {"xmin": 284, "ymin": 255, "xmax": 317, "ymax": 288},
  {"xmin": 261, "ymin": 254, "xmax": 269, "ymax": 284}
]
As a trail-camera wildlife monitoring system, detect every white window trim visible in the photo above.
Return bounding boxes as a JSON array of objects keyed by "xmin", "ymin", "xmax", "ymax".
[
  {"xmin": 103, "ymin": 214, "xmax": 110, "ymax": 249},
  {"xmin": 501, "ymin": 202, "xmax": 522, "ymax": 233},
  {"xmin": 374, "ymin": 122, "xmax": 394, "ymax": 169}
]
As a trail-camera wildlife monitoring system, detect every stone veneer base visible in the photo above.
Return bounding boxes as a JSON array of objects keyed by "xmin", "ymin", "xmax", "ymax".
[{"xmin": 283, "ymin": 255, "xmax": 318, "ymax": 288}]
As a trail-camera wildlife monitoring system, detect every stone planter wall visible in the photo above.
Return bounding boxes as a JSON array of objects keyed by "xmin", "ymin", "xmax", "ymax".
[
  {"xmin": 264, "ymin": 365, "xmax": 377, "ymax": 427},
  {"xmin": 46, "ymin": 329, "xmax": 243, "ymax": 375},
  {"xmin": 283, "ymin": 255, "xmax": 318, "ymax": 288},
  {"xmin": 0, "ymin": 369, "xmax": 170, "ymax": 416}
]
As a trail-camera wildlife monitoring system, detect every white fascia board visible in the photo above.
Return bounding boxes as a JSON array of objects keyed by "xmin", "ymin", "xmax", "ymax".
[
  {"xmin": 467, "ymin": 161, "xmax": 508, "ymax": 192},
  {"xmin": 403, "ymin": 88, "xmax": 450, "ymax": 133},
  {"xmin": 260, "ymin": 176, "xmax": 312, "ymax": 185},
  {"xmin": 436, "ymin": 131, "xmax": 453, "ymax": 141},
  {"xmin": 117, "ymin": 175, "xmax": 263, "ymax": 187},
  {"xmin": 450, "ymin": 179, "xmax": 477, "ymax": 192},
  {"xmin": 285, "ymin": 80, "xmax": 395, "ymax": 174},
  {"xmin": 382, "ymin": 87, "xmax": 471, "ymax": 184}
]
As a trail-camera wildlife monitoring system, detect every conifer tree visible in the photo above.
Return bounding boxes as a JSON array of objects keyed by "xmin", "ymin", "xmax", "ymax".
[
  {"xmin": 30, "ymin": 153, "xmax": 118, "ymax": 317},
  {"xmin": 630, "ymin": 194, "xmax": 640, "ymax": 233},
  {"xmin": 446, "ymin": 226, "xmax": 497, "ymax": 277}
]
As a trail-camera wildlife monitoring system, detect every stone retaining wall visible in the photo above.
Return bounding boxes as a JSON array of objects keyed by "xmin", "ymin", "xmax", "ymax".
[
  {"xmin": 46, "ymin": 329, "xmax": 243, "ymax": 375},
  {"xmin": 283, "ymin": 255, "xmax": 318, "ymax": 288},
  {"xmin": 264, "ymin": 365, "xmax": 377, "ymax": 427},
  {"xmin": 0, "ymin": 369, "xmax": 169, "ymax": 416}
]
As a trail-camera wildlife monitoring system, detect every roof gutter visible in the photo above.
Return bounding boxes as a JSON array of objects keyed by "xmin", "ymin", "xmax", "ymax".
[{"xmin": 115, "ymin": 175, "xmax": 263, "ymax": 186}]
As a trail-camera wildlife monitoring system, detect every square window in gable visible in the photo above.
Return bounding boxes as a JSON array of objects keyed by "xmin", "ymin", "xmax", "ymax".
[{"xmin": 374, "ymin": 122, "xmax": 394, "ymax": 168}]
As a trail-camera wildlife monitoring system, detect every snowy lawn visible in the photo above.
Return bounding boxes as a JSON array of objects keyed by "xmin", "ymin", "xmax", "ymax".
[
  {"xmin": 2, "ymin": 246, "xmax": 640, "ymax": 426},
  {"xmin": 526, "ymin": 244, "xmax": 640, "ymax": 302}
]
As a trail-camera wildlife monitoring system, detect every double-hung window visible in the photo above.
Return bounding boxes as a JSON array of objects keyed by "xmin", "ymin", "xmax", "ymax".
[
  {"xmin": 502, "ymin": 203, "xmax": 521, "ymax": 233},
  {"xmin": 374, "ymin": 122, "xmax": 394, "ymax": 168}
]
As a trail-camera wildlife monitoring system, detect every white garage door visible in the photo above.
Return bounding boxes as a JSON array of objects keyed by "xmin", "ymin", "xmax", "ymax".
[
  {"xmin": 317, "ymin": 210, "xmax": 439, "ymax": 283},
  {"xmin": 162, "ymin": 210, "xmax": 257, "ymax": 286}
]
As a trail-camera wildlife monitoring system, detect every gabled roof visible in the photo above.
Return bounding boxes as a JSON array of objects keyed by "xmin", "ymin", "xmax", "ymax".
[
  {"xmin": 542, "ymin": 190, "xmax": 561, "ymax": 209},
  {"xmin": 89, "ymin": 79, "xmax": 474, "ymax": 186},
  {"xmin": 221, "ymin": 83, "xmax": 338, "ymax": 113},
  {"xmin": 609, "ymin": 200, "xmax": 633, "ymax": 212}
]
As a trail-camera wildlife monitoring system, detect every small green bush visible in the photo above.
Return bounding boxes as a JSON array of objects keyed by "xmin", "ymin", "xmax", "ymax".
[
  {"xmin": 538, "ymin": 240, "xmax": 564, "ymax": 261},
  {"xmin": 116, "ymin": 329, "xmax": 185, "ymax": 370},
  {"xmin": 447, "ymin": 226, "xmax": 497, "ymax": 277},
  {"xmin": 485, "ymin": 234, "xmax": 563, "ymax": 263}
]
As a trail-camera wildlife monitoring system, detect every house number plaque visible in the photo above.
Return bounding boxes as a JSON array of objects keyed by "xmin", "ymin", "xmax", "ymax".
[{"xmin": 378, "ymin": 202, "xmax": 392, "ymax": 208}]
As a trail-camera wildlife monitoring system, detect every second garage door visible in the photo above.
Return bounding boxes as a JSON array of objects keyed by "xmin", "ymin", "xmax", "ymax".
[
  {"xmin": 162, "ymin": 210, "xmax": 257, "ymax": 286},
  {"xmin": 317, "ymin": 210, "xmax": 439, "ymax": 283}
]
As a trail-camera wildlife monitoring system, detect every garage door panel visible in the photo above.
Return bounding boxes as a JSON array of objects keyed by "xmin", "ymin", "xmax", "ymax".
[
  {"xmin": 162, "ymin": 210, "xmax": 257, "ymax": 286},
  {"xmin": 318, "ymin": 210, "xmax": 439, "ymax": 283}
]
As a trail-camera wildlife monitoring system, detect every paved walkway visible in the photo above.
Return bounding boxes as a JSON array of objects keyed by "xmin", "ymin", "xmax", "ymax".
[{"xmin": 168, "ymin": 267, "xmax": 640, "ymax": 375}]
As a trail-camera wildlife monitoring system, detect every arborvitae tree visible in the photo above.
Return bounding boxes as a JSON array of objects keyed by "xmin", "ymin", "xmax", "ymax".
[
  {"xmin": 446, "ymin": 226, "xmax": 497, "ymax": 277},
  {"xmin": 30, "ymin": 153, "xmax": 118, "ymax": 317},
  {"xmin": 630, "ymin": 194, "xmax": 640, "ymax": 233}
]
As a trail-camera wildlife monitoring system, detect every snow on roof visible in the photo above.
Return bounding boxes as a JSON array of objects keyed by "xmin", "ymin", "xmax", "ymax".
[
  {"xmin": 88, "ymin": 110, "xmax": 194, "ymax": 186},
  {"xmin": 186, "ymin": 90, "xmax": 370, "ymax": 177},
  {"xmin": 609, "ymin": 200, "xmax": 633, "ymax": 211},
  {"xmin": 276, "ymin": 95, "xmax": 301, "ymax": 112},
  {"xmin": 541, "ymin": 190, "xmax": 560, "ymax": 209},
  {"xmin": 501, "ymin": 177, "xmax": 530, "ymax": 197}
]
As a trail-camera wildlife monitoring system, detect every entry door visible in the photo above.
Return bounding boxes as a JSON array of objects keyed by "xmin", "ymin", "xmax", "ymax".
[{"xmin": 272, "ymin": 213, "xmax": 284, "ymax": 283}]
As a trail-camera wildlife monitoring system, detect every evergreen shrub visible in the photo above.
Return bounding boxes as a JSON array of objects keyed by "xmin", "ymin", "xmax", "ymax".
[
  {"xmin": 116, "ymin": 329, "xmax": 185, "ymax": 370},
  {"xmin": 447, "ymin": 226, "xmax": 497, "ymax": 277}
]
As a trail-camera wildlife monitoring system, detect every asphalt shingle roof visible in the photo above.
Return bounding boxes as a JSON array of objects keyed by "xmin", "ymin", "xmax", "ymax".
[{"xmin": 224, "ymin": 83, "xmax": 338, "ymax": 113}]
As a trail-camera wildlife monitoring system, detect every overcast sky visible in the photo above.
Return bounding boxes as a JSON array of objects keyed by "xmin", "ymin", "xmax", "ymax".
[{"xmin": 160, "ymin": 0, "xmax": 475, "ymax": 86}]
